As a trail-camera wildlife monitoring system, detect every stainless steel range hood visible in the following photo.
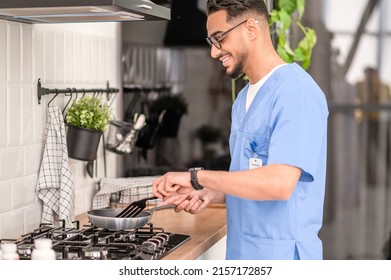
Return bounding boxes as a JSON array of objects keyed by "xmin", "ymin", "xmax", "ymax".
[{"xmin": 0, "ymin": 0, "xmax": 170, "ymax": 24}]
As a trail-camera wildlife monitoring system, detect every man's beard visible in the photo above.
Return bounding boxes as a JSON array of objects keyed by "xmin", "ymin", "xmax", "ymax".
[{"xmin": 226, "ymin": 52, "xmax": 246, "ymax": 79}]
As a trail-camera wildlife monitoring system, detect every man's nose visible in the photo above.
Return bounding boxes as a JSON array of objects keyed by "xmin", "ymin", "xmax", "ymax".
[{"xmin": 210, "ymin": 45, "xmax": 221, "ymax": 58}]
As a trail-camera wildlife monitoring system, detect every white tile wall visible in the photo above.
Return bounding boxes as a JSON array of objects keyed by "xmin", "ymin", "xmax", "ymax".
[
  {"xmin": 7, "ymin": 22, "xmax": 21, "ymax": 84},
  {"xmin": 0, "ymin": 20, "xmax": 122, "ymax": 239},
  {"xmin": 0, "ymin": 22, "xmax": 6, "ymax": 84},
  {"xmin": 7, "ymin": 85, "xmax": 21, "ymax": 146},
  {"xmin": 21, "ymin": 24, "xmax": 33, "ymax": 84},
  {"xmin": 0, "ymin": 85, "xmax": 6, "ymax": 148},
  {"xmin": 0, "ymin": 181, "xmax": 11, "ymax": 214}
]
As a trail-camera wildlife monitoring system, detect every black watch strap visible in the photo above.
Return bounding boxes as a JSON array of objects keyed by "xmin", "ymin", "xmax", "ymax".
[{"xmin": 189, "ymin": 167, "xmax": 204, "ymax": 190}]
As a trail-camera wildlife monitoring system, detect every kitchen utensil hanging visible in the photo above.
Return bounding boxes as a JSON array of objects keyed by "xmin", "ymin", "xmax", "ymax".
[{"xmin": 105, "ymin": 114, "xmax": 146, "ymax": 155}]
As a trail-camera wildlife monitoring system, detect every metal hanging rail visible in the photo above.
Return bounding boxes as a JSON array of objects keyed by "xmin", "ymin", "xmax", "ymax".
[{"xmin": 37, "ymin": 78, "xmax": 120, "ymax": 104}]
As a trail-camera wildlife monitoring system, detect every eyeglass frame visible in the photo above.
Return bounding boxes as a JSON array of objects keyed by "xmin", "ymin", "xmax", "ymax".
[{"xmin": 206, "ymin": 19, "xmax": 248, "ymax": 49}]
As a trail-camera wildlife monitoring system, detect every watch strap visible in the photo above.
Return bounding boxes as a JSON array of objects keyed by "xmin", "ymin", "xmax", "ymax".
[{"xmin": 189, "ymin": 167, "xmax": 204, "ymax": 190}]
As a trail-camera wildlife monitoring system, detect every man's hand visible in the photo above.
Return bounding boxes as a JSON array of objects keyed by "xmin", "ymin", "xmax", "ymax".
[{"xmin": 152, "ymin": 172, "xmax": 193, "ymax": 199}]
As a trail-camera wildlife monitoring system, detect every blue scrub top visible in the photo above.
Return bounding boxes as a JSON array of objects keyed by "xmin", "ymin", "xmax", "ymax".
[{"xmin": 227, "ymin": 63, "xmax": 329, "ymax": 260}]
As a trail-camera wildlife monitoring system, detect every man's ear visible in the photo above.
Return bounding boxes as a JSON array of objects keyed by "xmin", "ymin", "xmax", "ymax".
[{"xmin": 246, "ymin": 19, "xmax": 259, "ymax": 40}]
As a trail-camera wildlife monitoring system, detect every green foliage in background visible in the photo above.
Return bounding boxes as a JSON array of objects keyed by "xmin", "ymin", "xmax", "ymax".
[
  {"xmin": 231, "ymin": 0, "xmax": 317, "ymax": 102},
  {"xmin": 65, "ymin": 96, "xmax": 111, "ymax": 131},
  {"xmin": 269, "ymin": 0, "xmax": 317, "ymax": 69}
]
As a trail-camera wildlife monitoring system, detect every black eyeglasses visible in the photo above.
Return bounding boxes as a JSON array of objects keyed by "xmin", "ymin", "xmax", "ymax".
[{"xmin": 206, "ymin": 19, "xmax": 248, "ymax": 49}]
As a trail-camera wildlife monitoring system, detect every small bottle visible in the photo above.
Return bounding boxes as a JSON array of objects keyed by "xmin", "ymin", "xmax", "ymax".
[
  {"xmin": 1, "ymin": 243, "xmax": 19, "ymax": 260},
  {"xmin": 31, "ymin": 238, "xmax": 56, "ymax": 260}
]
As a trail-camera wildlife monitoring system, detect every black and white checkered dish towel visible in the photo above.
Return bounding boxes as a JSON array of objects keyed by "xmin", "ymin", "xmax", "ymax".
[{"xmin": 36, "ymin": 105, "xmax": 74, "ymax": 227}]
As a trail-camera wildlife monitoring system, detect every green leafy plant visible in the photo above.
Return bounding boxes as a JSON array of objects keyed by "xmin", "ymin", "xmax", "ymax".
[
  {"xmin": 231, "ymin": 0, "xmax": 316, "ymax": 102},
  {"xmin": 269, "ymin": 0, "xmax": 317, "ymax": 69},
  {"xmin": 65, "ymin": 96, "xmax": 111, "ymax": 131}
]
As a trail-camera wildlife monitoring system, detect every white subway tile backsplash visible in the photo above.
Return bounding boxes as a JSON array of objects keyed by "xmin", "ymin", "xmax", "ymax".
[
  {"xmin": 73, "ymin": 33, "xmax": 83, "ymax": 84},
  {"xmin": 64, "ymin": 32, "xmax": 74, "ymax": 84},
  {"xmin": 24, "ymin": 203, "xmax": 43, "ymax": 234},
  {"xmin": 91, "ymin": 36, "xmax": 99, "ymax": 84},
  {"xmin": 21, "ymin": 85, "xmax": 33, "ymax": 145},
  {"xmin": 33, "ymin": 25, "xmax": 43, "ymax": 82},
  {"xmin": 0, "ymin": 148, "xmax": 24, "ymax": 180},
  {"xmin": 55, "ymin": 31, "xmax": 65, "ymax": 84},
  {"xmin": 74, "ymin": 179, "xmax": 99, "ymax": 216},
  {"xmin": 0, "ymin": 85, "xmax": 6, "ymax": 148},
  {"xmin": 0, "ymin": 181, "xmax": 11, "ymax": 214},
  {"xmin": 21, "ymin": 24, "xmax": 33, "ymax": 84},
  {"xmin": 0, "ymin": 21, "xmax": 6, "ymax": 83},
  {"xmin": 82, "ymin": 35, "xmax": 92, "ymax": 83},
  {"xmin": 0, "ymin": 209, "xmax": 24, "ymax": 239},
  {"xmin": 99, "ymin": 38, "xmax": 107, "ymax": 82},
  {"xmin": 24, "ymin": 144, "xmax": 43, "ymax": 176},
  {"xmin": 74, "ymin": 187, "xmax": 85, "ymax": 216},
  {"xmin": 7, "ymin": 85, "xmax": 21, "ymax": 146},
  {"xmin": 107, "ymin": 40, "xmax": 117, "ymax": 84},
  {"xmin": 7, "ymin": 22, "xmax": 21, "ymax": 84},
  {"xmin": 11, "ymin": 175, "xmax": 37, "ymax": 210},
  {"xmin": 43, "ymin": 28, "xmax": 55, "ymax": 84}
]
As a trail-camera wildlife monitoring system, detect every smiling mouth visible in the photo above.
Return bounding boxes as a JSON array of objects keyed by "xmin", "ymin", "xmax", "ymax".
[{"xmin": 220, "ymin": 54, "xmax": 231, "ymax": 66}]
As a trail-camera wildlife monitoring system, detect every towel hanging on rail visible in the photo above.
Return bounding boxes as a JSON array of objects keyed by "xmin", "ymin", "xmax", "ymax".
[{"xmin": 36, "ymin": 105, "xmax": 75, "ymax": 227}]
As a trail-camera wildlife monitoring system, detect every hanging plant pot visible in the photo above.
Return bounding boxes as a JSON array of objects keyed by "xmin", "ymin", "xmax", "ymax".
[{"xmin": 66, "ymin": 124, "xmax": 102, "ymax": 161}]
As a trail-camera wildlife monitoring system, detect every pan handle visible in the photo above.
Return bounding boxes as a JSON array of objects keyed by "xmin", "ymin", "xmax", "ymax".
[{"xmin": 146, "ymin": 204, "xmax": 175, "ymax": 213}]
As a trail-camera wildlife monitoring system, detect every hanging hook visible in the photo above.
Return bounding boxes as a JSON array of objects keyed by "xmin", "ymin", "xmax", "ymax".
[
  {"xmin": 47, "ymin": 89, "xmax": 60, "ymax": 108},
  {"xmin": 74, "ymin": 88, "xmax": 79, "ymax": 100},
  {"xmin": 108, "ymin": 90, "xmax": 118, "ymax": 108},
  {"xmin": 62, "ymin": 88, "xmax": 74, "ymax": 115}
]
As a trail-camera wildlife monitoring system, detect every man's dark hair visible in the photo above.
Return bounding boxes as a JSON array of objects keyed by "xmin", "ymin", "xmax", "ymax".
[{"xmin": 206, "ymin": 0, "xmax": 269, "ymax": 22}]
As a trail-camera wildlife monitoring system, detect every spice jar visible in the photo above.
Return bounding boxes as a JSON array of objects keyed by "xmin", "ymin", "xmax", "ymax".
[{"xmin": 1, "ymin": 243, "xmax": 19, "ymax": 260}]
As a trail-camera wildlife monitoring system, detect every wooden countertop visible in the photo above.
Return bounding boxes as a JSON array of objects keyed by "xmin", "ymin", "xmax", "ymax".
[{"xmin": 76, "ymin": 205, "xmax": 227, "ymax": 260}]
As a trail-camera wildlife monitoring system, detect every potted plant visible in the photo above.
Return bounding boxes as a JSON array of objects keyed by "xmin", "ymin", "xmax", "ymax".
[
  {"xmin": 65, "ymin": 96, "xmax": 111, "ymax": 161},
  {"xmin": 149, "ymin": 94, "xmax": 188, "ymax": 138}
]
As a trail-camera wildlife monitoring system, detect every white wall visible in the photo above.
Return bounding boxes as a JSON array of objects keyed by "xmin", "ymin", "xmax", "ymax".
[{"xmin": 0, "ymin": 20, "xmax": 123, "ymax": 239}]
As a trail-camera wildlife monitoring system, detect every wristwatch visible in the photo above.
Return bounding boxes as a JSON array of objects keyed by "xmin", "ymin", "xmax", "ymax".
[{"xmin": 188, "ymin": 167, "xmax": 204, "ymax": 190}]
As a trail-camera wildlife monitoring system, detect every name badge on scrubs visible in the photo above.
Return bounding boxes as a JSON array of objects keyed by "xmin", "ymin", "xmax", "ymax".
[
  {"xmin": 249, "ymin": 157, "xmax": 263, "ymax": 169},
  {"xmin": 249, "ymin": 141, "xmax": 262, "ymax": 169}
]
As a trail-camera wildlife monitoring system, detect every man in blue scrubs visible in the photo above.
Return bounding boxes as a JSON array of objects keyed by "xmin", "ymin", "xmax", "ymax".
[{"xmin": 152, "ymin": 0, "xmax": 328, "ymax": 260}]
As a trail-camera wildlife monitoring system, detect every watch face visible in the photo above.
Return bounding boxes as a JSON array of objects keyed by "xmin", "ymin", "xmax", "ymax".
[{"xmin": 189, "ymin": 167, "xmax": 203, "ymax": 171}]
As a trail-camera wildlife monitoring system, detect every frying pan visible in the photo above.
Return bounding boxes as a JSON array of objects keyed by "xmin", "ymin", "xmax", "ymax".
[{"xmin": 86, "ymin": 204, "xmax": 174, "ymax": 230}]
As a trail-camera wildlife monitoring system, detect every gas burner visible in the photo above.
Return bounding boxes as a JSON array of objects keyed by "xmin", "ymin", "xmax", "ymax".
[{"xmin": 11, "ymin": 221, "xmax": 190, "ymax": 260}]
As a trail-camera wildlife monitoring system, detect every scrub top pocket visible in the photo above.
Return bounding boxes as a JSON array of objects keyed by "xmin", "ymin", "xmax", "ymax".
[{"xmin": 241, "ymin": 135, "xmax": 269, "ymax": 170}]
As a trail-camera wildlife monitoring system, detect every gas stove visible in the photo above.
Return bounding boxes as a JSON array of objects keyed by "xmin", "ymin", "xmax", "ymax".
[{"xmin": 4, "ymin": 220, "xmax": 190, "ymax": 260}]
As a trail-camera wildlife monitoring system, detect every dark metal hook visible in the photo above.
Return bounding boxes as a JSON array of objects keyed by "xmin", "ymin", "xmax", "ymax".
[
  {"xmin": 74, "ymin": 88, "xmax": 79, "ymax": 100},
  {"xmin": 47, "ymin": 89, "xmax": 59, "ymax": 107},
  {"xmin": 62, "ymin": 88, "xmax": 73, "ymax": 115}
]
